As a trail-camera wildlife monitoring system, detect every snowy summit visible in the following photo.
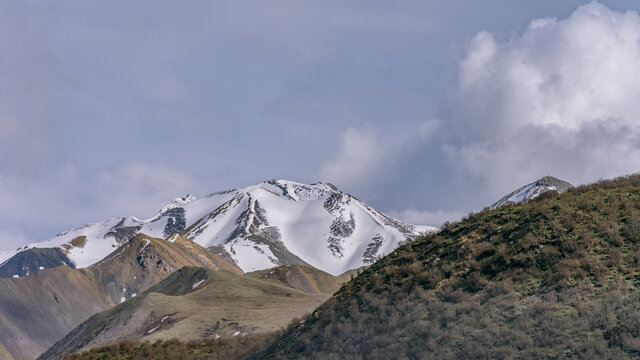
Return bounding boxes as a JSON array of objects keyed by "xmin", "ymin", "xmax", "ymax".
[{"xmin": 0, "ymin": 180, "xmax": 436, "ymax": 276}]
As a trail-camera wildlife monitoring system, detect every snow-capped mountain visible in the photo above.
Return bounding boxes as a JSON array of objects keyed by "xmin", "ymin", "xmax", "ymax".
[
  {"xmin": 490, "ymin": 176, "xmax": 573, "ymax": 210},
  {"xmin": 0, "ymin": 180, "xmax": 435, "ymax": 276}
]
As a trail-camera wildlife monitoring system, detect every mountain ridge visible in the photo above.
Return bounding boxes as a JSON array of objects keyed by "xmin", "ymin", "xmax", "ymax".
[{"xmin": 0, "ymin": 179, "xmax": 434, "ymax": 277}]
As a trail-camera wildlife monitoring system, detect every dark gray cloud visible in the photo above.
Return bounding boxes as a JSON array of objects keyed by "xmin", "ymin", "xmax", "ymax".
[
  {"xmin": 0, "ymin": 2, "xmax": 68, "ymax": 174},
  {"xmin": 2, "ymin": 1, "xmax": 640, "ymax": 248}
]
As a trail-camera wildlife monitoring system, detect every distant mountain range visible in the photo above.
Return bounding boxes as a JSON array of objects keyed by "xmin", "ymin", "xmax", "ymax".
[
  {"xmin": 0, "ymin": 180, "xmax": 435, "ymax": 278},
  {"xmin": 2, "ymin": 175, "xmax": 570, "ymax": 280}
]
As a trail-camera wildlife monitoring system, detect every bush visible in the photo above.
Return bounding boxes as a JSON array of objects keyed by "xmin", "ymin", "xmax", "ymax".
[{"xmin": 255, "ymin": 174, "xmax": 640, "ymax": 360}]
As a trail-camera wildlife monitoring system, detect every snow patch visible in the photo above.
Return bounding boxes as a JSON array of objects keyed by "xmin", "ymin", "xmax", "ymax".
[
  {"xmin": 413, "ymin": 225, "xmax": 439, "ymax": 234},
  {"xmin": 191, "ymin": 279, "xmax": 205, "ymax": 290},
  {"xmin": 226, "ymin": 241, "xmax": 279, "ymax": 272},
  {"xmin": 154, "ymin": 194, "xmax": 197, "ymax": 218},
  {"xmin": 140, "ymin": 239, "xmax": 151, "ymax": 252},
  {"xmin": 168, "ymin": 233, "xmax": 179, "ymax": 243}
]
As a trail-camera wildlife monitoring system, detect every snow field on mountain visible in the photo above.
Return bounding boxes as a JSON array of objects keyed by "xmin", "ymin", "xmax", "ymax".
[{"xmin": 0, "ymin": 180, "xmax": 426, "ymax": 276}]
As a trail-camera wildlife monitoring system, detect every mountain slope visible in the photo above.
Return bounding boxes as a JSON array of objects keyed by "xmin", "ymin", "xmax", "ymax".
[
  {"xmin": 490, "ymin": 175, "xmax": 573, "ymax": 209},
  {"xmin": 1, "ymin": 180, "xmax": 431, "ymax": 277},
  {"xmin": 40, "ymin": 265, "xmax": 345, "ymax": 360},
  {"xmin": 0, "ymin": 247, "xmax": 75, "ymax": 278},
  {"xmin": 255, "ymin": 175, "xmax": 640, "ymax": 359},
  {"xmin": 0, "ymin": 234, "xmax": 240, "ymax": 360},
  {"xmin": 0, "ymin": 266, "xmax": 107, "ymax": 360}
]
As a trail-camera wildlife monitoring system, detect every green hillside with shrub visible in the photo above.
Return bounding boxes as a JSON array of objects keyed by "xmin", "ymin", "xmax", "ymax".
[
  {"xmin": 65, "ymin": 174, "xmax": 640, "ymax": 359},
  {"xmin": 63, "ymin": 336, "xmax": 279, "ymax": 360},
  {"xmin": 258, "ymin": 175, "xmax": 640, "ymax": 359}
]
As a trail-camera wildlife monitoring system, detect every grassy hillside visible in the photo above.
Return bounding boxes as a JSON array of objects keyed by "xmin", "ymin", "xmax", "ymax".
[
  {"xmin": 43, "ymin": 265, "xmax": 344, "ymax": 359},
  {"xmin": 257, "ymin": 175, "xmax": 640, "ymax": 359}
]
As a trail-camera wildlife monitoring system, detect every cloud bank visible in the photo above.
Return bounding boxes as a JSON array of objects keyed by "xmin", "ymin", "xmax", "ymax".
[
  {"xmin": 389, "ymin": 209, "xmax": 466, "ymax": 228},
  {"xmin": 319, "ymin": 126, "xmax": 383, "ymax": 188},
  {"xmin": 0, "ymin": 2, "xmax": 67, "ymax": 174},
  {"xmin": 445, "ymin": 1, "xmax": 640, "ymax": 195},
  {"xmin": 4, "ymin": 1, "xmax": 640, "ymax": 247}
]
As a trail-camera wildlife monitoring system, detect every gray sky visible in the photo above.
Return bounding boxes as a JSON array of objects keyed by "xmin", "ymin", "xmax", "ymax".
[{"xmin": 2, "ymin": 0, "xmax": 640, "ymax": 249}]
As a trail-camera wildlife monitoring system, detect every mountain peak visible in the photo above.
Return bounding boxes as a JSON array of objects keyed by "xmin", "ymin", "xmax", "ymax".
[
  {"xmin": 536, "ymin": 176, "xmax": 573, "ymax": 190},
  {"xmin": 490, "ymin": 175, "xmax": 574, "ymax": 209},
  {"xmin": 250, "ymin": 179, "xmax": 341, "ymax": 201},
  {"xmin": 157, "ymin": 194, "xmax": 197, "ymax": 215},
  {"xmin": 0, "ymin": 179, "xmax": 426, "ymax": 278}
]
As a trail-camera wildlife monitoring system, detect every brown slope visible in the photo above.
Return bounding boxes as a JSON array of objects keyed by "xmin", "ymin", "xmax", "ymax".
[
  {"xmin": 167, "ymin": 233, "xmax": 242, "ymax": 274},
  {"xmin": 246, "ymin": 265, "xmax": 344, "ymax": 295},
  {"xmin": 0, "ymin": 233, "xmax": 239, "ymax": 360},
  {"xmin": 0, "ymin": 266, "xmax": 106, "ymax": 360},
  {"xmin": 41, "ymin": 265, "xmax": 346, "ymax": 360},
  {"xmin": 87, "ymin": 234, "xmax": 242, "ymax": 305}
]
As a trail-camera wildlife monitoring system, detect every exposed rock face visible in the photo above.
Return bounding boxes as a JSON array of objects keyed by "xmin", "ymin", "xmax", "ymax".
[
  {"xmin": 363, "ymin": 234, "xmax": 384, "ymax": 264},
  {"xmin": 162, "ymin": 208, "xmax": 187, "ymax": 237},
  {"xmin": 490, "ymin": 176, "xmax": 574, "ymax": 209},
  {"xmin": 104, "ymin": 226, "xmax": 141, "ymax": 245}
]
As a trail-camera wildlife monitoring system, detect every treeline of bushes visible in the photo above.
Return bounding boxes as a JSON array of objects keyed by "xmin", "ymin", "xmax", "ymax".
[
  {"xmin": 63, "ymin": 332, "xmax": 281, "ymax": 360},
  {"xmin": 260, "ymin": 279, "xmax": 640, "ymax": 359}
]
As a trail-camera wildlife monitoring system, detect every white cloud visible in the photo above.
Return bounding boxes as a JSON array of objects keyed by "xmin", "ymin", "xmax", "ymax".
[
  {"xmin": 0, "ymin": 230, "xmax": 30, "ymax": 251},
  {"xmin": 389, "ymin": 209, "xmax": 465, "ymax": 227},
  {"xmin": 319, "ymin": 126, "xmax": 382, "ymax": 187},
  {"xmin": 0, "ymin": 161, "xmax": 201, "ymax": 250},
  {"xmin": 96, "ymin": 162, "xmax": 201, "ymax": 218},
  {"xmin": 446, "ymin": 1, "xmax": 640, "ymax": 196}
]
